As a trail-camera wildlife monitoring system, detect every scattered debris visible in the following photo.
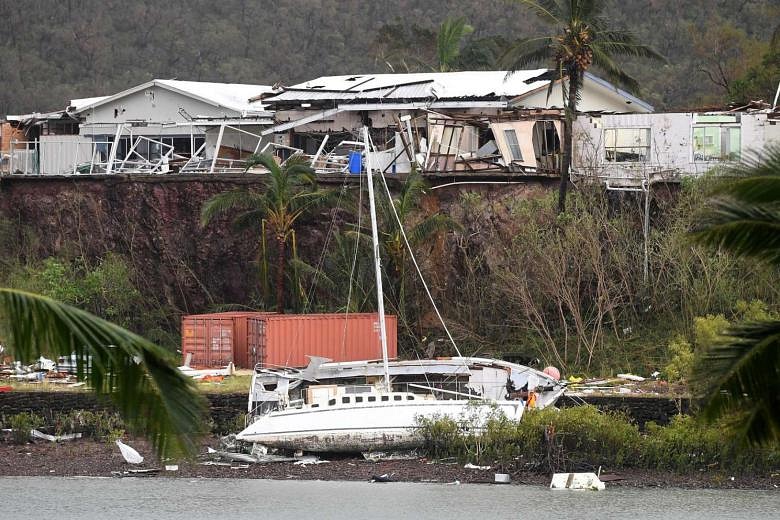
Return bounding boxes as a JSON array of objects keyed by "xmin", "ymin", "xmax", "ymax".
[
  {"xmin": 115, "ymin": 439, "xmax": 144, "ymax": 464},
  {"xmin": 464, "ymin": 463, "xmax": 491, "ymax": 470},
  {"xmin": 164, "ymin": 465, "xmax": 179, "ymax": 471},
  {"xmin": 207, "ymin": 447, "xmax": 257, "ymax": 464},
  {"xmin": 362, "ymin": 450, "xmax": 419, "ymax": 462},
  {"xmin": 30, "ymin": 429, "xmax": 82, "ymax": 442},
  {"xmin": 370, "ymin": 473, "xmax": 394, "ymax": 483},
  {"xmin": 111, "ymin": 468, "xmax": 160, "ymax": 477},
  {"xmin": 617, "ymin": 373, "xmax": 645, "ymax": 382},
  {"xmin": 550, "ymin": 472, "xmax": 606, "ymax": 491},
  {"xmin": 178, "ymin": 362, "xmax": 235, "ymax": 380},
  {"xmin": 293, "ymin": 456, "xmax": 329, "ymax": 466}
]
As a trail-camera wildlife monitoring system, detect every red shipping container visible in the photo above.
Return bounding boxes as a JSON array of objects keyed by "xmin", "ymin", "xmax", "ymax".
[{"xmin": 181, "ymin": 312, "xmax": 397, "ymax": 369}]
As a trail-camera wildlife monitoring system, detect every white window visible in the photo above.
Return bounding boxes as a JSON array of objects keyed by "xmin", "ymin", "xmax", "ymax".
[
  {"xmin": 503, "ymin": 129, "xmax": 523, "ymax": 161},
  {"xmin": 604, "ymin": 128, "xmax": 650, "ymax": 162},
  {"xmin": 692, "ymin": 126, "xmax": 741, "ymax": 162}
]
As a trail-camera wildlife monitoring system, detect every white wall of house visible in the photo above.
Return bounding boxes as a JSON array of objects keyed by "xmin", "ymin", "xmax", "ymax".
[
  {"xmin": 572, "ymin": 111, "xmax": 780, "ymax": 179},
  {"xmin": 78, "ymin": 85, "xmax": 243, "ymax": 137},
  {"xmin": 514, "ymin": 81, "xmax": 649, "ymax": 114}
]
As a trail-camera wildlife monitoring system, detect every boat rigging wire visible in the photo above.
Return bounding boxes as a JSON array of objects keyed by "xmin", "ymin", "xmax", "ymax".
[{"xmin": 367, "ymin": 133, "xmax": 464, "ymax": 360}]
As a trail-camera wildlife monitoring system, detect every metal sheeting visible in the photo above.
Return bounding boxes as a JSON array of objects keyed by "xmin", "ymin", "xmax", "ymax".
[{"xmin": 267, "ymin": 70, "xmax": 551, "ymax": 103}]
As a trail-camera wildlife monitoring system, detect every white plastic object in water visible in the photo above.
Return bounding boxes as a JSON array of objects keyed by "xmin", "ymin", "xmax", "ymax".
[{"xmin": 550, "ymin": 472, "xmax": 605, "ymax": 491}]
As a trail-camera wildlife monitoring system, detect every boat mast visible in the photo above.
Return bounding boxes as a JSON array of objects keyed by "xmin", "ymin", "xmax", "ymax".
[{"xmin": 362, "ymin": 126, "xmax": 392, "ymax": 392}]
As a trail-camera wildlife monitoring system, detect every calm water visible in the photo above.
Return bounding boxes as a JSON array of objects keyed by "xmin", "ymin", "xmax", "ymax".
[{"xmin": 0, "ymin": 477, "xmax": 777, "ymax": 519}]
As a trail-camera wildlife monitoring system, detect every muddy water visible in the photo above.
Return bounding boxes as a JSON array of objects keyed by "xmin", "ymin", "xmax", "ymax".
[{"xmin": 0, "ymin": 477, "xmax": 778, "ymax": 519}]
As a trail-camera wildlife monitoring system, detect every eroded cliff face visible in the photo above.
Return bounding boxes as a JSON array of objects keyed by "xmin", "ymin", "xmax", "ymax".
[
  {"xmin": 0, "ymin": 175, "xmax": 552, "ymax": 320},
  {"xmin": 0, "ymin": 175, "xmax": 270, "ymax": 314}
]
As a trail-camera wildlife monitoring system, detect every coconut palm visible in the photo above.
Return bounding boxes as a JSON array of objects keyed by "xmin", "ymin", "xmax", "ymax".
[
  {"xmin": 503, "ymin": 0, "xmax": 664, "ymax": 213},
  {"xmin": 349, "ymin": 172, "xmax": 459, "ymax": 338},
  {"xmin": 0, "ymin": 288, "xmax": 205, "ymax": 458},
  {"xmin": 436, "ymin": 17, "xmax": 474, "ymax": 72},
  {"xmin": 691, "ymin": 144, "xmax": 780, "ymax": 445},
  {"xmin": 201, "ymin": 153, "xmax": 330, "ymax": 313}
]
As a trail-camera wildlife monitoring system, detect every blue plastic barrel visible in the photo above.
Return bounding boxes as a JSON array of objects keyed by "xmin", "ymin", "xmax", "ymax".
[{"xmin": 348, "ymin": 151, "xmax": 362, "ymax": 174}]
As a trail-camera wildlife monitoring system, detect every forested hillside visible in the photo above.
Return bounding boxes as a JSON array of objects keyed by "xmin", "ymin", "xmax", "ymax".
[{"xmin": 0, "ymin": 0, "xmax": 776, "ymax": 116}]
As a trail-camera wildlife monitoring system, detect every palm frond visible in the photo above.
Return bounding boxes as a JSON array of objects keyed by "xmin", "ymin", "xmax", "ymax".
[
  {"xmin": 245, "ymin": 152, "xmax": 281, "ymax": 176},
  {"xmin": 591, "ymin": 45, "xmax": 640, "ymax": 93},
  {"xmin": 501, "ymin": 38, "xmax": 556, "ymax": 74},
  {"xmin": 409, "ymin": 213, "xmax": 461, "ymax": 246},
  {"xmin": 691, "ymin": 198, "xmax": 780, "ymax": 265},
  {"xmin": 712, "ymin": 145, "xmax": 780, "ymax": 202},
  {"xmin": 200, "ymin": 190, "xmax": 265, "ymax": 226},
  {"xmin": 693, "ymin": 320, "xmax": 780, "ymax": 445},
  {"xmin": 515, "ymin": 0, "xmax": 563, "ymax": 24},
  {"xmin": 595, "ymin": 30, "xmax": 666, "ymax": 62},
  {"xmin": 0, "ymin": 288, "xmax": 205, "ymax": 458},
  {"xmin": 436, "ymin": 16, "xmax": 474, "ymax": 71}
]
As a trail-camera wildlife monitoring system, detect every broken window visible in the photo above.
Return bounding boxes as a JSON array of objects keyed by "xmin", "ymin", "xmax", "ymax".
[
  {"xmin": 503, "ymin": 129, "xmax": 523, "ymax": 161},
  {"xmin": 604, "ymin": 128, "xmax": 650, "ymax": 162},
  {"xmin": 692, "ymin": 126, "xmax": 740, "ymax": 162}
]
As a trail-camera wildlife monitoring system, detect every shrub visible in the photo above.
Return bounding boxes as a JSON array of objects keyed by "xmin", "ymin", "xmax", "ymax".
[{"xmin": 8, "ymin": 412, "xmax": 44, "ymax": 444}]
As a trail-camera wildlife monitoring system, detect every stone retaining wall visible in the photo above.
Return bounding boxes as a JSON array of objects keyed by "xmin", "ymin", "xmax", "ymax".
[{"xmin": 0, "ymin": 391, "xmax": 690, "ymax": 429}]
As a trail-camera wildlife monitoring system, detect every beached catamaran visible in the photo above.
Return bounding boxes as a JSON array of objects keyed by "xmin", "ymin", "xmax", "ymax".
[{"xmin": 236, "ymin": 128, "xmax": 565, "ymax": 452}]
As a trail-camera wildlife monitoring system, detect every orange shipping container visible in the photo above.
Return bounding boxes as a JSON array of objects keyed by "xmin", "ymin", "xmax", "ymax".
[{"xmin": 181, "ymin": 312, "xmax": 397, "ymax": 369}]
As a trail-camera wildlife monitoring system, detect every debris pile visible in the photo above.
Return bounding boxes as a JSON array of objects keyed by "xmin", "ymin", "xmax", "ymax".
[
  {"xmin": 565, "ymin": 373, "xmax": 685, "ymax": 396},
  {"xmin": 0, "ymin": 356, "xmax": 87, "ymax": 388}
]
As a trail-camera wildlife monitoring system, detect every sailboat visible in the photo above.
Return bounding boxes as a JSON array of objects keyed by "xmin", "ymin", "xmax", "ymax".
[{"xmin": 236, "ymin": 128, "xmax": 564, "ymax": 452}]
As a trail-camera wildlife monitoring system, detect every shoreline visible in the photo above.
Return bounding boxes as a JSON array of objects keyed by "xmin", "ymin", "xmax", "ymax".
[{"xmin": 0, "ymin": 438, "xmax": 777, "ymax": 490}]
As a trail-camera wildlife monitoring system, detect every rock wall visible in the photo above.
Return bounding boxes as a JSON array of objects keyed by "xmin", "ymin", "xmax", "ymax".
[
  {"xmin": 0, "ymin": 390, "xmax": 690, "ymax": 429},
  {"xmin": 0, "ymin": 391, "xmax": 246, "ymax": 429}
]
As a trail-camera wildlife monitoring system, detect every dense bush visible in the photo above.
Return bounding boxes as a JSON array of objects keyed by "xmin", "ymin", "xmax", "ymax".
[{"xmin": 418, "ymin": 406, "xmax": 780, "ymax": 474}]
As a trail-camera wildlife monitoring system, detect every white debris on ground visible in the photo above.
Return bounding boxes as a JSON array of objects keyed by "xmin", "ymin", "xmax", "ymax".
[{"xmin": 115, "ymin": 439, "xmax": 144, "ymax": 464}]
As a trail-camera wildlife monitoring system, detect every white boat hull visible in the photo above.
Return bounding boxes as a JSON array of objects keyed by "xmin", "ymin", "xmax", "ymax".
[{"xmin": 237, "ymin": 398, "xmax": 524, "ymax": 452}]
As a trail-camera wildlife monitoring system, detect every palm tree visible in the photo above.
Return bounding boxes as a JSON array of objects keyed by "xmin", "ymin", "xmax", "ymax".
[
  {"xmin": 0, "ymin": 288, "xmax": 205, "ymax": 458},
  {"xmin": 503, "ymin": 0, "xmax": 664, "ymax": 213},
  {"xmin": 691, "ymin": 145, "xmax": 780, "ymax": 446},
  {"xmin": 436, "ymin": 17, "xmax": 474, "ymax": 72},
  {"xmin": 201, "ymin": 153, "xmax": 329, "ymax": 313},
  {"xmin": 352, "ymin": 172, "xmax": 459, "ymax": 338}
]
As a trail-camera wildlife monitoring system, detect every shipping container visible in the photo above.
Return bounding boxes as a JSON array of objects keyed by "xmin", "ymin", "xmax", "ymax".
[{"xmin": 181, "ymin": 312, "xmax": 397, "ymax": 369}]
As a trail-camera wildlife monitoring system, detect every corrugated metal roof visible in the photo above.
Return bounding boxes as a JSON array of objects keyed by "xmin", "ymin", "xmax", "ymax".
[
  {"xmin": 156, "ymin": 80, "xmax": 274, "ymax": 112},
  {"xmin": 266, "ymin": 70, "xmax": 551, "ymax": 103},
  {"xmin": 71, "ymin": 80, "xmax": 275, "ymax": 114}
]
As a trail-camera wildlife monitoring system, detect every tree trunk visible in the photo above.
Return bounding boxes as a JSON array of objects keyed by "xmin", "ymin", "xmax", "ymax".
[
  {"xmin": 275, "ymin": 234, "xmax": 286, "ymax": 314},
  {"xmin": 559, "ymin": 70, "xmax": 579, "ymax": 214}
]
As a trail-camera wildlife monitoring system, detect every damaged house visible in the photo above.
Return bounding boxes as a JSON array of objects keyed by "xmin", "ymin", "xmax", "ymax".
[
  {"xmin": 2, "ymin": 79, "xmax": 274, "ymax": 175},
  {"xmin": 257, "ymin": 70, "xmax": 652, "ymax": 177},
  {"xmin": 572, "ymin": 106, "xmax": 780, "ymax": 187}
]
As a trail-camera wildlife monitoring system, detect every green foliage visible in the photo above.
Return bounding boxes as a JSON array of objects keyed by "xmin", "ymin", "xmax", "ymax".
[
  {"xmin": 418, "ymin": 406, "xmax": 780, "ymax": 473},
  {"xmin": 54, "ymin": 410, "xmax": 125, "ymax": 440},
  {"xmin": 643, "ymin": 415, "xmax": 780, "ymax": 473},
  {"xmin": 7, "ymin": 412, "xmax": 44, "ymax": 444},
  {"xmin": 664, "ymin": 336, "xmax": 694, "ymax": 382},
  {"xmin": 0, "ymin": 289, "xmax": 206, "ymax": 458},
  {"xmin": 0, "ymin": 1, "xmax": 778, "ymax": 115},
  {"xmin": 201, "ymin": 153, "xmax": 328, "ymax": 313},
  {"xmin": 691, "ymin": 144, "xmax": 780, "ymax": 446}
]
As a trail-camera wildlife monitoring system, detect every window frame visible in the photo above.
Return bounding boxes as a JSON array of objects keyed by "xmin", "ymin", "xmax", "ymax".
[
  {"xmin": 603, "ymin": 127, "xmax": 651, "ymax": 163},
  {"xmin": 503, "ymin": 129, "xmax": 523, "ymax": 162},
  {"xmin": 691, "ymin": 124, "xmax": 741, "ymax": 163}
]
